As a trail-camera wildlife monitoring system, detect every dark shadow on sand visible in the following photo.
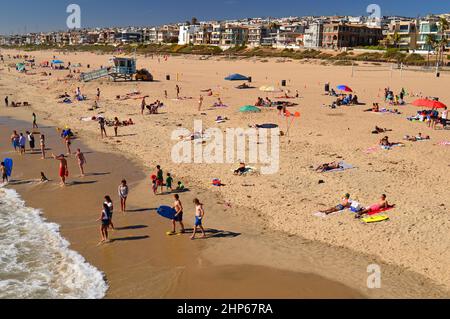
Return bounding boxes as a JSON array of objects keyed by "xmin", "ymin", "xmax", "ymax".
[
  {"xmin": 86, "ymin": 172, "xmax": 110, "ymax": 177},
  {"xmin": 183, "ymin": 228, "xmax": 241, "ymax": 239},
  {"xmin": 69, "ymin": 180, "xmax": 98, "ymax": 186},
  {"xmin": 126, "ymin": 208, "xmax": 157, "ymax": 213},
  {"xmin": 115, "ymin": 225, "xmax": 148, "ymax": 231},
  {"xmin": 110, "ymin": 235, "xmax": 149, "ymax": 242}
]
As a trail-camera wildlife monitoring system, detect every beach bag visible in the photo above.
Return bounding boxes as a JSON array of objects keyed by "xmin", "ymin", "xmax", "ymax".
[{"xmin": 350, "ymin": 201, "xmax": 362, "ymax": 213}]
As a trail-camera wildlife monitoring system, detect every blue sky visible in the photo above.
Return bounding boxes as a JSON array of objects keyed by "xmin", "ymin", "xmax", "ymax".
[{"xmin": 1, "ymin": 0, "xmax": 450, "ymax": 34}]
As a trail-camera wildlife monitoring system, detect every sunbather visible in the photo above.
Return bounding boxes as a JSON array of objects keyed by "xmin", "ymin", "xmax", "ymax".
[
  {"xmin": 355, "ymin": 194, "xmax": 395, "ymax": 219},
  {"xmin": 372, "ymin": 126, "xmax": 392, "ymax": 134},
  {"xmin": 319, "ymin": 194, "xmax": 352, "ymax": 215},
  {"xmin": 315, "ymin": 162, "xmax": 342, "ymax": 172},
  {"xmin": 403, "ymin": 133, "xmax": 430, "ymax": 142}
]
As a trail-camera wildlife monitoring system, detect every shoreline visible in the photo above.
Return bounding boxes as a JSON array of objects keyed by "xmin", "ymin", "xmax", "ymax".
[
  {"xmin": 0, "ymin": 48, "xmax": 447, "ymax": 296},
  {"xmin": 0, "ymin": 114, "xmax": 368, "ymax": 299}
]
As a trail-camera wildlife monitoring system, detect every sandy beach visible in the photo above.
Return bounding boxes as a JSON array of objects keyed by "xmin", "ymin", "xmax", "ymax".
[{"xmin": 0, "ymin": 49, "xmax": 449, "ymax": 298}]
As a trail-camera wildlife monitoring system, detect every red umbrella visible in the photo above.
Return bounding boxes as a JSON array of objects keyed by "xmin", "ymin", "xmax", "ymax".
[{"xmin": 412, "ymin": 99, "xmax": 447, "ymax": 109}]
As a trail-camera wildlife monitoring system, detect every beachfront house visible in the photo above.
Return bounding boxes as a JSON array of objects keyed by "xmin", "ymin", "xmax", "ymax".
[
  {"xmin": 220, "ymin": 25, "xmax": 249, "ymax": 47},
  {"xmin": 386, "ymin": 19, "xmax": 418, "ymax": 49},
  {"xmin": 416, "ymin": 16, "xmax": 450, "ymax": 52},
  {"xmin": 303, "ymin": 22, "xmax": 324, "ymax": 48},
  {"xmin": 193, "ymin": 24, "xmax": 213, "ymax": 45},
  {"xmin": 211, "ymin": 24, "xmax": 224, "ymax": 46},
  {"xmin": 322, "ymin": 22, "xmax": 383, "ymax": 49},
  {"xmin": 118, "ymin": 30, "xmax": 143, "ymax": 44},
  {"xmin": 178, "ymin": 25, "xmax": 201, "ymax": 45}
]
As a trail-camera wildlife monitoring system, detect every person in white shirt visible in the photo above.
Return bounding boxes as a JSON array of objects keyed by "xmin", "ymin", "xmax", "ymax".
[{"xmin": 441, "ymin": 107, "xmax": 448, "ymax": 127}]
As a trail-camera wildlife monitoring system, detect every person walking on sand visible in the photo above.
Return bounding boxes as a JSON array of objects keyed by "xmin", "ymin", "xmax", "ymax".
[
  {"xmin": 118, "ymin": 180, "xmax": 129, "ymax": 213},
  {"xmin": 26, "ymin": 131, "xmax": 35, "ymax": 152},
  {"xmin": 99, "ymin": 117, "xmax": 107, "ymax": 138},
  {"xmin": 75, "ymin": 149, "xmax": 86, "ymax": 176},
  {"xmin": 4, "ymin": 96, "xmax": 8, "ymax": 107},
  {"xmin": 97, "ymin": 203, "xmax": 111, "ymax": 244},
  {"xmin": 64, "ymin": 135, "xmax": 72, "ymax": 155},
  {"xmin": 198, "ymin": 95, "xmax": 204, "ymax": 111},
  {"xmin": 156, "ymin": 165, "xmax": 164, "ymax": 194},
  {"xmin": 176, "ymin": 85, "xmax": 180, "ymax": 99},
  {"xmin": 170, "ymin": 194, "xmax": 185, "ymax": 235},
  {"xmin": 96, "ymin": 88, "xmax": 101, "ymax": 101},
  {"xmin": 114, "ymin": 117, "xmax": 120, "ymax": 137},
  {"xmin": 104, "ymin": 195, "xmax": 115, "ymax": 230},
  {"xmin": 52, "ymin": 154, "xmax": 69, "ymax": 186},
  {"xmin": 191, "ymin": 198, "xmax": 206, "ymax": 240},
  {"xmin": 40, "ymin": 134, "xmax": 46, "ymax": 159},
  {"xmin": 32, "ymin": 113, "xmax": 38, "ymax": 129},
  {"xmin": 141, "ymin": 97, "xmax": 146, "ymax": 115}
]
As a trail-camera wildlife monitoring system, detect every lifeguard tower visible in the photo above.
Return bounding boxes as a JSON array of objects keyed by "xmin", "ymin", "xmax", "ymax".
[{"xmin": 80, "ymin": 56, "xmax": 137, "ymax": 82}]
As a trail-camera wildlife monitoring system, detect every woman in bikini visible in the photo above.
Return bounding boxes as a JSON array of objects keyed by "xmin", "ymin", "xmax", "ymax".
[{"xmin": 40, "ymin": 134, "xmax": 46, "ymax": 159}]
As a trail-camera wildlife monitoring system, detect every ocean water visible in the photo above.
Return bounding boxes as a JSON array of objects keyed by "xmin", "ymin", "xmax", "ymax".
[{"xmin": 0, "ymin": 187, "xmax": 108, "ymax": 299}]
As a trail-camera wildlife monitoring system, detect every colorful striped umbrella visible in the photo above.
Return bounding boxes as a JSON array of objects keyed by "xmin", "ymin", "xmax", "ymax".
[{"xmin": 337, "ymin": 85, "xmax": 353, "ymax": 92}]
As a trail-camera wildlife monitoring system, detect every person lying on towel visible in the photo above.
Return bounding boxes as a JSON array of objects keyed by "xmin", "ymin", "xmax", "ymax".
[
  {"xmin": 355, "ymin": 194, "xmax": 395, "ymax": 219},
  {"xmin": 319, "ymin": 194, "xmax": 352, "ymax": 215},
  {"xmin": 315, "ymin": 162, "xmax": 342, "ymax": 172}
]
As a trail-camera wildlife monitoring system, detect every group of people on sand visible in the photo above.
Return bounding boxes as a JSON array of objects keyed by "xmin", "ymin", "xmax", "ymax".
[
  {"xmin": 319, "ymin": 193, "xmax": 395, "ymax": 219},
  {"xmin": 408, "ymin": 107, "xmax": 448, "ymax": 130},
  {"xmin": 141, "ymin": 97, "xmax": 163, "ymax": 115}
]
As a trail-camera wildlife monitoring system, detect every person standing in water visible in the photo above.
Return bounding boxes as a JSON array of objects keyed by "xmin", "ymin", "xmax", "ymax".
[
  {"xmin": 19, "ymin": 133, "xmax": 26, "ymax": 155},
  {"xmin": 32, "ymin": 113, "xmax": 38, "ymax": 129},
  {"xmin": 198, "ymin": 95, "xmax": 204, "ymax": 112},
  {"xmin": 191, "ymin": 198, "xmax": 206, "ymax": 240},
  {"xmin": 11, "ymin": 131, "xmax": 19, "ymax": 153},
  {"xmin": 97, "ymin": 203, "xmax": 111, "ymax": 244},
  {"xmin": 40, "ymin": 134, "xmax": 46, "ymax": 159},
  {"xmin": 52, "ymin": 154, "xmax": 69, "ymax": 186},
  {"xmin": 114, "ymin": 117, "xmax": 120, "ymax": 137},
  {"xmin": 104, "ymin": 195, "xmax": 115, "ymax": 230},
  {"xmin": 99, "ymin": 117, "xmax": 107, "ymax": 138},
  {"xmin": 75, "ymin": 149, "xmax": 86, "ymax": 176},
  {"xmin": 118, "ymin": 180, "xmax": 129, "ymax": 213},
  {"xmin": 1, "ymin": 162, "xmax": 8, "ymax": 184}
]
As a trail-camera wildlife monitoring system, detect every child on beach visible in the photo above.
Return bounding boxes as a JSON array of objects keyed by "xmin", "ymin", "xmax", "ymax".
[
  {"xmin": 151, "ymin": 176, "xmax": 157, "ymax": 195},
  {"xmin": 191, "ymin": 198, "xmax": 206, "ymax": 240},
  {"xmin": 1, "ymin": 162, "xmax": 8, "ymax": 184},
  {"xmin": 176, "ymin": 181, "xmax": 185, "ymax": 191},
  {"xmin": 104, "ymin": 195, "xmax": 115, "ymax": 230},
  {"xmin": 156, "ymin": 165, "xmax": 164, "ymax": 194},
  {"xmin": 76, "ymin": 149, "xmax": 87, "ymax": 176},
  {"xmin": 166, "ymin": 173, "xmax": 173, "ymax": 192},
  {"xmin": 40, "ymin": 172, "xmax": 49, "ymax": 182},
  {"xmin": 97, "ymin": 203, "xmax": 111, "ymax": 244},
  {"xmin": 118, "ymin": 180, "xmax": 129, "ymax": 213},
  {"xmin": 170, "ymin": 194, "xmax": 185, "ymax": 235}
]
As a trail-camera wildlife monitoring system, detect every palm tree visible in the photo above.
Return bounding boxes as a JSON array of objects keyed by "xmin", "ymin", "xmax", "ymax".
[
  {"xmin": 392, "ymin": 32, "xmax": 401, "ymax": 48},
  {"xmin": 425, "ymin": 34, "xmax": 436, "ymax": 66},
  {"xmin": 437, "ymin": 17, "xmax": 449, "ymax": 65}
]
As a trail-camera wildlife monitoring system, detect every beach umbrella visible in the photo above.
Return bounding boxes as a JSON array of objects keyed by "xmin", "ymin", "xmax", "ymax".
[
  {"xmin": 337, "ymin": 85, "xmax": 353, "ymax": 92},
  {"xmin": 412, "ymin": 99, "xmax": 446, "ymax": 109},
  {"xmin": 225, "ymin": 73, "xmax": 249, "ymax": 81},
  {"xmin": 239, "ymin": 105, "xmax": 261, "ymax": 113},
  {"xmin": 52, "ymin": 60, "xmax": 64, "ymax": 64}
]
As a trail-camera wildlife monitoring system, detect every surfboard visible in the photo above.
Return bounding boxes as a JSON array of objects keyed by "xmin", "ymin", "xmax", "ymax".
[
  {"xmin": 4, "ymin": 158, "xmax": 13, "ymax": 177},
  {"xmin": 362, "ymin": 215, "xmax": 389, "ymax": 224},
  {"xmin": 157, "ymin": 206, "xmax": 177, "ymax": 220}
]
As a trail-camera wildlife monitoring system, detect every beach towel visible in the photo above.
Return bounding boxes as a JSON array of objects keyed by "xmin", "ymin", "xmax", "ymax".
[
  {"xmin": 322, "ymin": 161, "xmax": 355, "ymax": 173},
  {"xmin": 212, "ymin": 104, "xmax": 229, "ymax": 108},
  {"xmin": 437, "ymin": 141, "xmax": 450, "ymax": 146},
  {"xmin": 367, "ymin": 206, "xmax": 394, "ymax": 216}
]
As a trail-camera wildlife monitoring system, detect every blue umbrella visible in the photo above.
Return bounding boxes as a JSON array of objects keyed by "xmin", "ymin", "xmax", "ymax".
[{"xmin": 225, "ymin": 73, "xmax": 249, "ymax": 81}]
